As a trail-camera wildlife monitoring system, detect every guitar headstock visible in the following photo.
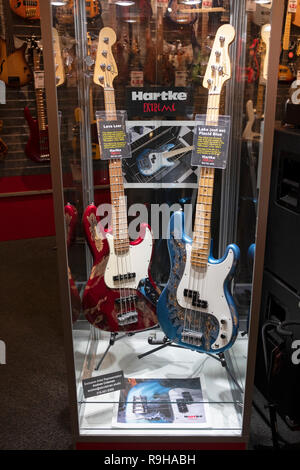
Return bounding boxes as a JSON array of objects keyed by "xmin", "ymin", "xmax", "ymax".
[
  {"xmin": 28, "ymin": 36, "xmax": 43, "ymax": 71},
  {"xmin": 203, "ymin": 24, "xmax": 235, "ymax": 95},
  {"xmin": 93, "ymin": 27, "xmax": 118, "ymax": 88}
]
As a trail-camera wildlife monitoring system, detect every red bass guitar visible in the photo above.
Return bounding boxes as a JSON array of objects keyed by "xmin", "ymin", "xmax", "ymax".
[
  {"xmin": 82, "ymin": 27, "xmax": 158, "ymax": 332},
  {"xmin": 65, "ymin": 203, "xmax": 82, "ymax": 324}
]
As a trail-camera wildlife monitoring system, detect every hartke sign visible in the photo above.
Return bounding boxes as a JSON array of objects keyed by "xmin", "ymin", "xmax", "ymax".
[{"xmin": 126, "ymin": 87, "xmax": 192, "ymax": 117}]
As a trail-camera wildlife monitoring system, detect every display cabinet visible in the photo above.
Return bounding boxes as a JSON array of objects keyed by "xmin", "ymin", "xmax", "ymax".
[{"xmin": 39, "ymin": 0, "xmax": 284, "ymax": 449}]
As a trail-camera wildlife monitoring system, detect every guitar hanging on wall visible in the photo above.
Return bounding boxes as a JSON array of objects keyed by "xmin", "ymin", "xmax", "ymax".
[
  {"xmin": 157, "ymin": 24, "xmax": 240, "ymax": 354},
  {"xmin": 24, "ymin": 39, "xmax": 50, "ymax": 162},
  {"xmin": 9, "ymin": 0, "xmax": 40, "ymax": 20},
  {"xmin": 243, "ymin": 23, "xmax": 270, "ymax": 141},
  {"xmin": 24, "ymin": 34, "xmax": 64, "ymax": 163},
  {"xmin": 278, "ymin": 3, "xmax": 295, "ymax": 82},
  {"xmin": 82, "ymin": 27, "xmax": 158, "ymax": 332},
  {"xmin": 0, "ymin": 0, "xmax": 32, "ymax": 87}
]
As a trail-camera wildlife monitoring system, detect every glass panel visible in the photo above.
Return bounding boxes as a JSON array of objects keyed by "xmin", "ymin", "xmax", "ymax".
[{"xmin": 47, "ymin": 0, "xmax": 275, "ymax": 438}]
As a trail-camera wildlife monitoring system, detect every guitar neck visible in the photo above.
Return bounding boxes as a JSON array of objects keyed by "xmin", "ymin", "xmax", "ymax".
[
  {"xmin": 162, "ymin": 145, "xmax": 194, "ymax": 159},
  {"xmin": 34, "ymin": 50, "xmax": 47, "ymax": 132},
  {"xmin": 3, "ymin": 0, "xmax": 15, "ymax": 55},
  {"xmin": 191, "ymin": 93, "xmax": 220, "ymax": 268},
  {"xmin": 35, "ymin": 88, "xmax": 47, "ymax": 131},
  {"xmin": 104, "ymin": 88, "xmax": 130, "ymax": 254},
  {"xmin": 283, "ymin": 11, "xmax": 292, "ymax": 51}
]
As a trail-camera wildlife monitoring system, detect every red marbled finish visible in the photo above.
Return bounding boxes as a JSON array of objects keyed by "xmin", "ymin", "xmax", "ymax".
[{"xmin": 82, "ymin": 203, "xmax": 157, "ymax": 332}]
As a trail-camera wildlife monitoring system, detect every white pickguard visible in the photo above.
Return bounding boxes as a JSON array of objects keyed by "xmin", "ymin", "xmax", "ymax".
[
  {"xmin": 104, "ymin": 227, "xmax": 152, "ymax": 290},
  {"xmin": 176, "ymin": 244, "xmax": 235, "ymax": 350}
]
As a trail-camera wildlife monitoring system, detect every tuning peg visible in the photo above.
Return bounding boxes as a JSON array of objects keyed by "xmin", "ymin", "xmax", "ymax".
[
  {"xmin": 207, "ymin": 78, "xmax": 213, "ymax": 86},
  {"xmin": 103, "ymin": 37, "xmax": 109, "ymax": 44},
  {"xmin": 102, "ymin": 50, "xmax": 108, "ymax": 57},
  {"xmin": 218, "ymin": 66, "xmax": 224, "ymax": 75},
  {"xmin": 215, "ymin": 50, "xmax": 221, "ymax": 58},
  {"xmin": 219, "ymin": 36, "xmax": 225, "ymax": 45},
  {"xmin": 98, "ymin": 76, "xmax": 104, "ymax": 83},
  {"xmin": 100, "ymin": 63, "xmax": 106, "ymax": 70}
]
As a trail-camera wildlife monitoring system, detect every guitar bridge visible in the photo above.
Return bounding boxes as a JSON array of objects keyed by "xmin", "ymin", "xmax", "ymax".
[
  {"xmin": 181, "ymin": 330, "xmax": 203, "ymax": 347},
  {"xmin": 117, "ymin": 311, "xmax": 138, "ymax": 326}
]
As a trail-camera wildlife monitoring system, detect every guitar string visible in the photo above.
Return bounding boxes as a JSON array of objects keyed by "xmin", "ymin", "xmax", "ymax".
[
  {"xmin": 197, "ymin": 57, "xmax": 222, "ymax": 349},
  {"xmin": 105, "ymin": 79, "xmax": 139, "ymax": 328},
  {"xmin": 104, "ymin": 81, "xmax": 126, "ymax": 327}
]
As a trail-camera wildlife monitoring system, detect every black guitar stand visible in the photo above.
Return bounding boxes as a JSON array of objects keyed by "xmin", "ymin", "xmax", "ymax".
[
  {"xmin": 95, "ymin": 325, "xmax": 161, "ymax": 371},
  {"xmin": 138, "ymin": 333, "xmax": 243, "ymax": 394}
]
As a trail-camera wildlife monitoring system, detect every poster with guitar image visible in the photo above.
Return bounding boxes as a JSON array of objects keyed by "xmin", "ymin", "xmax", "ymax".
[
  {"xmin": 112, "ymin": 377, "xmax": 209, "ymax": 428},
  {"xmin": 123, "ymin": 121, "xmax": 198, "ymax": 188}
]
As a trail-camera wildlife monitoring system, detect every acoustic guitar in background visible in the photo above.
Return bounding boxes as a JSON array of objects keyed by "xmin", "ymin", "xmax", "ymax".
[
  {"xmin": 0, "ymin": 0, "xmax": 32, "ymax": 87},
  {"xmin": 9, "ymin": 0, "xmax": 40, "ymax": 20}
]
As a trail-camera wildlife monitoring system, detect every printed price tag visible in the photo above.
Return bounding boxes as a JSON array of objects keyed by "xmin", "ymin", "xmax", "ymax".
[
  {"xmin": 34, "ymin": 71, "xmax": 45, "ymax": 89},
  {"xmin": 82, "ymin": 371, "xmax": 125, "ymax": 398},
  {"xmin": 246, "ymin": 0, "xmax": 256, "ymax": 12},
  {"xmin": 192, "ymin": 115, "xmax": 231, "ymax": 169},
  {"xmin": 130, "ymin": 71, "xmax": 144, "ymax": 87},
  {"xmin": 0, "ymin": 80, "xmax": 6, "ymax": 104},
  {"xmin": 97, "ymin": 118, "xmax": 131, "ymax": 160},
  {"xmin": 288, "ymin": 0, "xmax": 297, "ymax": 13}
]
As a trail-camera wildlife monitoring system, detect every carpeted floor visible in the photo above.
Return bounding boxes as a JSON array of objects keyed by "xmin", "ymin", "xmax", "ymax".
[
  {"xmin": 0, "ymin": 237, "xmax": 72, "ymax": 450},
  {"xmin": 0, "ymin": 237, "xmax": 299, "ymax": 450}
]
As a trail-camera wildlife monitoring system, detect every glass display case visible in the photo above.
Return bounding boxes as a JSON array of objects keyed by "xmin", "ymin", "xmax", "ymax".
[{"xmin": 39, "ymin": 0, "xmax": 284, "ymax": 449}]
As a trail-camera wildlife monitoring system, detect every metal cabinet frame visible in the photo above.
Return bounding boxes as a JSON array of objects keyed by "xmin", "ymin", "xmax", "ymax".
[{"xmin": 39, "ymin": 0, "xmax": 284, "ymax": 449}]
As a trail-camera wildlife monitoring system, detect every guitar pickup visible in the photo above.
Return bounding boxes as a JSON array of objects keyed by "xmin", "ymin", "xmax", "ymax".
[
  {"xmin": 181, "ymin": 330, "xmax": 203, "ymax": 347},
  {"xmin": 115, "ymin": 295, "xmax": 138, "ymax": 305},
  {"xmin": 183, "ymin": 289, "xmax": 208, "ymax": 309},
  {"xmin": 113, "ymin": 272, "xmax": 136, "ymax": 282}
]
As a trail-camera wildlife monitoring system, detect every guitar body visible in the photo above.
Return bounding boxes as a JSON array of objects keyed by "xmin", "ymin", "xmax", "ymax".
[
  {"xmin": 137, "ymin": 143, "xmax": 175, "ymax": 176},
  {"xmin": 24, "ymin": 106, "xmax": 50, "ymax": 162},
  {"xmin": 165, "ymin": 0, "xmax": 197, "ymax": 27},
  {"xmin": 82, "ymin": 204, "xmax": 158, "ymax": 332},
  {"xmin": 65, "ymin": 203, "xmax": 81, "ymax": 323},
  {"xmin": 0, "ymin": 39, "xmax": 32, "ymax": 87},
  {"xmin": 86, "ymin": 0, "xmax": 101, "ymax": 20},
  {"xmin": 9, "ymin": 0, "xmax": 40, "ymax": 20},
  {"xmin": 55, "ymin": 0, "xmax": 74, "ymax": 24},
  {"xmin": 278, "ymin": 64, "xmax": 294, "ymax": 82},
  {"xmin": 157, "ymin": 211, "xmax": 240, "ymax": 354},
  {"xmin": 293, "ymin": 0, "xmax": 300, "ymax": 27}
]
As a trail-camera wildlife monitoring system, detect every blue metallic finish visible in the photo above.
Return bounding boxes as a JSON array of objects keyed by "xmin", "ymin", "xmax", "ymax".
[
  {"xmin": 157, "ymin": 210, "xmax": 240, "ymax": 354},
  {"xmin": 137, "ymin": 143, "xmax": 175, "ymax": 176}
]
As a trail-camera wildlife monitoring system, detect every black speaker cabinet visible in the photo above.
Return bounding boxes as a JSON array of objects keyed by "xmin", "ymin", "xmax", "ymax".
[
  {"xmin": 255, "ymin": 269, "xmax": 300, "ymax": 428},
  {"xmin": 264, "ymin": 127, "xmax": 300, "ymax": 294}
]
